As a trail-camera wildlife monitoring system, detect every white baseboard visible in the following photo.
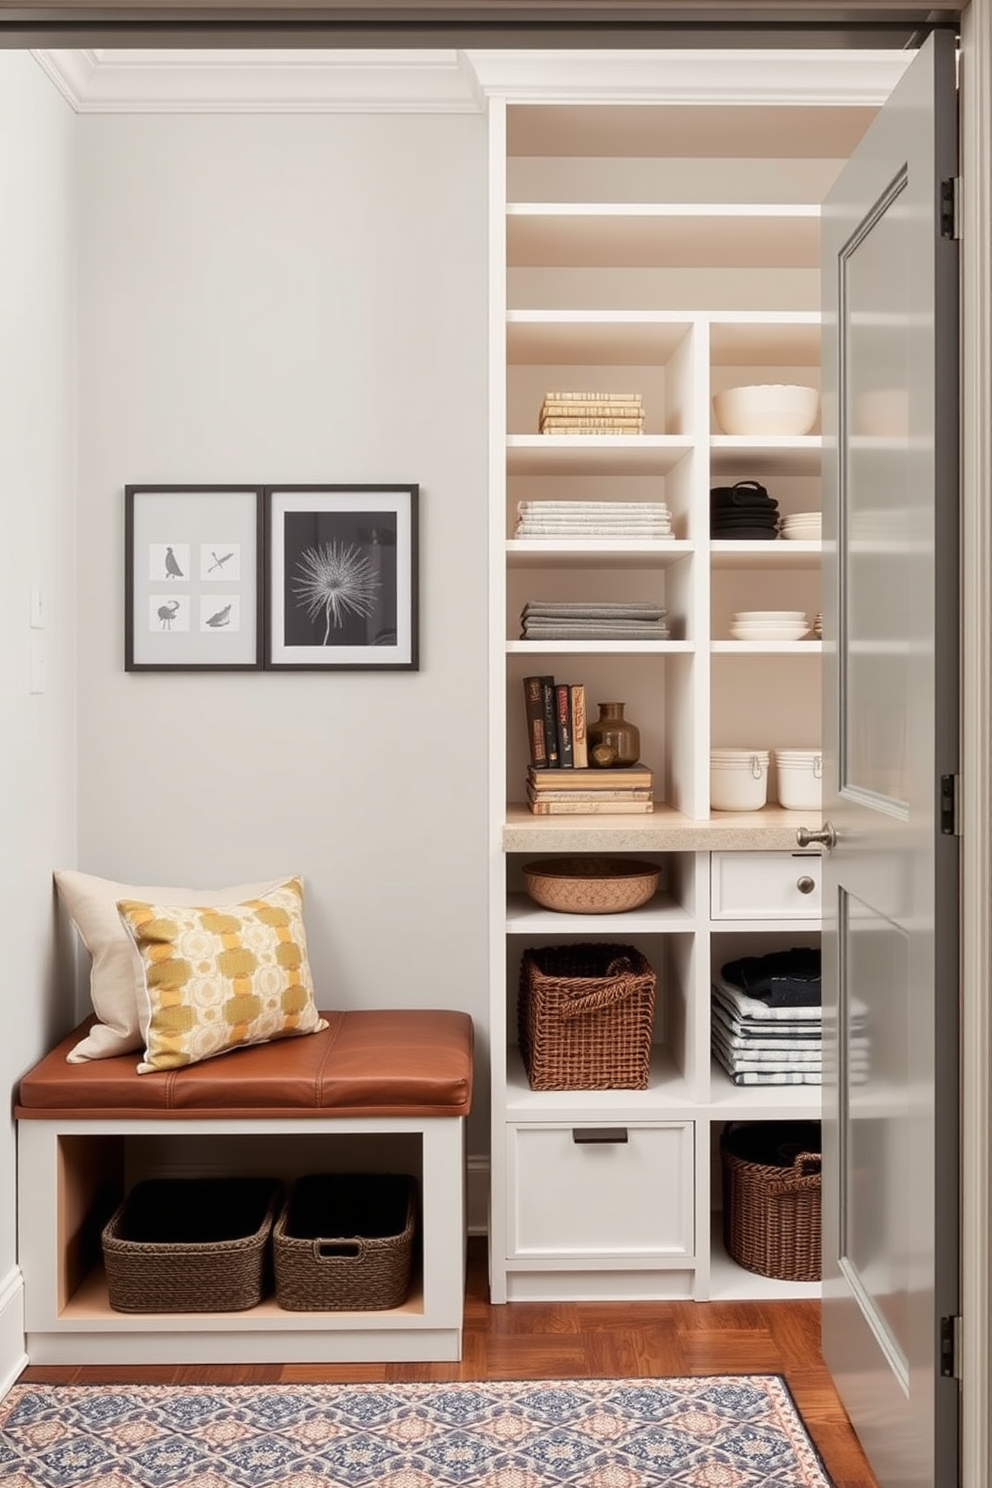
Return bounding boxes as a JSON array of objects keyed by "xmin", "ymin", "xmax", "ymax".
[{"xmin": 0, "ymin": 1267, "xmax": 27, "ymax": 1401}]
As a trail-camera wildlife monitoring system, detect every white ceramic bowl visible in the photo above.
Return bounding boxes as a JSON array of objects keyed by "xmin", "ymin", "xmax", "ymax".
[
  {"xmin": 712, "ymin": 383, "xmax": 820, "ymax": 436},
  {"xmin": 733, "ymin": 611, "xmax": 807, "ymax": 621}
]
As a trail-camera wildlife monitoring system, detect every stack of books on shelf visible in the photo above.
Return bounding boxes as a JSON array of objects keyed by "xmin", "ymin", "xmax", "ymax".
[
  {"xmin": 520, "ymin": 600, "xmax": 670, "ymax": 642},
  {"xmin": 522, "ymin": 674, "xmax": 654, "ymax": 815},
  {"xmin": 538, "ymin": 391, "xmax": 645, "ymax": 435},
  {"xmin": 711, "ymin": 949, "xmax": 868, "ymax": 1086},
  {"xmin": 514, "ymin": 501, "xmax": 673, "ymax": 540},
  {"xmin": 527, "ymin": 766, "xmax": 655, "ymax": 815}
]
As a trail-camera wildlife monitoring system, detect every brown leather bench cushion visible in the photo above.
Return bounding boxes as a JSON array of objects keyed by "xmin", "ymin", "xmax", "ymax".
[{"xmin": 16, "ymin": 1009, "xmax": 473, "ymax": 1120}]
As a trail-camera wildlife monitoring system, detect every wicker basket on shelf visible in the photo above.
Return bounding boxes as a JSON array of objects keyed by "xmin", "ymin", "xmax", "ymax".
[
  {"xmin": 720, "ymin": 1121, "xmax": 822, "ymax": 1282},
  {"xmin": 518, "ymin": 941, "xmax": 656, "ymax": 1090}
]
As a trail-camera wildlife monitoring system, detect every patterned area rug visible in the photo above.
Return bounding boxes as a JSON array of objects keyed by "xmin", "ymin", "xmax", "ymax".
[{"xmin": 0, "ymin": 1376, "xmax": 833, "ymax": 1487}]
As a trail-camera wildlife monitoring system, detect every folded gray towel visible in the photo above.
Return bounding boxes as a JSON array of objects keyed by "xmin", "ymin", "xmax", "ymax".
[{"xmin": 522, "ymin": 602, "xmax": 669, "ymax": 620}]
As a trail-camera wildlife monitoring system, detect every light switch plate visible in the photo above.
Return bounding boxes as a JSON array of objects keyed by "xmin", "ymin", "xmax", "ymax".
[{"xmin": 29, "ymin": 587, "xmax": 44, "ymax": 630}]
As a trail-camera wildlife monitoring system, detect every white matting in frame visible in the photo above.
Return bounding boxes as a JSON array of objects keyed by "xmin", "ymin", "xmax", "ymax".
[
  {"xmin": 125, "ymin": 486, "xmax": 264, "ymax": 670},
  {"xmin": 265, "ymin": 485, "xmax": 419, "ymax": 670}
]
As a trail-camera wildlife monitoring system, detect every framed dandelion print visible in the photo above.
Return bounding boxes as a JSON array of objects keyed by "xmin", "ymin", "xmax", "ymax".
[
  {"xmin": 124, "ymin": 485, "xmax": 265, "ymax": 670},
  {"xmin": 264, "ymin": 485, "xmax": 419, "ymax": 670}
]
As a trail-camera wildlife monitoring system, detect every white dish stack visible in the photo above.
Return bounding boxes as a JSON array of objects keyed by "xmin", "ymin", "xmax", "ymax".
[
  {"xmin": 779, "ymin": 510, "xmax": 822, "ymax": 541},
  {"xmin": 729, "ymin": 610, "xmax": 809, "ymax": 641}
]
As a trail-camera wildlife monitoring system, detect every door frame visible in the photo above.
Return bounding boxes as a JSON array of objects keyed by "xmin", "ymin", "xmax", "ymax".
[{"xmin": 959, "ymin": 4, "xmax": 992, "ymax": 1486}]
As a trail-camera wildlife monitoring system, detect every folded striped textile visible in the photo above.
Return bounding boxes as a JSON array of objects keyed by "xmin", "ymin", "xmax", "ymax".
[
  {"xmin": 516, "ymin": 517, "xmax": 672, "ymax": 526},
  {"xmin": 713, "ymin": 974, "xmax": 869, "ymax": 1027},
  {"xmin": 712, "ymin": 1006, "xmax": 821, "ymax": 1052},
  {"xmin": 522, "ymin": 601, "xmax": 668, "ymax": 619},
  {"xmin": 516, "ymin": 528, "xmax": 674, "ymax": 539},
  {"xmin": 521, "ymin": 626, "xmax": 672, "ymax": 641},
  {"xmin": 712, "ymin": 1035, "xmax": 868, "ymax": 1076}
]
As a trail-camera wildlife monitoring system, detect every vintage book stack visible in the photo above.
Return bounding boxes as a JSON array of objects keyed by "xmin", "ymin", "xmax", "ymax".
[
  {"xmin": 522, "ymin": 675, "xmax": 654, "ymax": 815},
  {"xmin": 538, "ymin": 391, "xmax": 645, "ymax": 435}
]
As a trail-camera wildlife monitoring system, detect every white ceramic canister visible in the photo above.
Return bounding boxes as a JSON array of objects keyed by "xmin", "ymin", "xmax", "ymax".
[
  {"xmin": 773, "ymin": 747, "xmax": 823, "ymax": 810},
  {"xmin": 709, "ymin": 750, "xmax": 769, "ymax": 811}
]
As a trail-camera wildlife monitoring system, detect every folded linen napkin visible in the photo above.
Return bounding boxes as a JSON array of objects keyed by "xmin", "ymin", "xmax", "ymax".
[{"xmin": 518, "ymin": 501, "xmax": 671, "ymax": 513}]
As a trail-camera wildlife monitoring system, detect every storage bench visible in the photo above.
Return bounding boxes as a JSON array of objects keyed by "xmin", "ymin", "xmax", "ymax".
[{"xmin": 15, "ymin": 1008, "xmax": 473, "ymax": 1365}]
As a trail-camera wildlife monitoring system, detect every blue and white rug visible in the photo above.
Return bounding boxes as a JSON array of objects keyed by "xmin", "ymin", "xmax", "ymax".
[{"xmin": 0, "ymin": 1375, "xmax": 833, "ymax": 1487}]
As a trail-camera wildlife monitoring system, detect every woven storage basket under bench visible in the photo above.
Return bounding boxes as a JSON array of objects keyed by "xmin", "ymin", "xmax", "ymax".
[{"xmin": 15, "ymin": 1008, "xmax": 473, "ymax": 1365}]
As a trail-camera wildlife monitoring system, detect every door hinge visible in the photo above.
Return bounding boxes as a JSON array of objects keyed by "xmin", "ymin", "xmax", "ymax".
[
  {"xmin": 940, "ymin": 177, "xmax": 961, "ymax": 240},
  {"xmin": 940, "ymin": 1314, "xmax": 963, "ymax": 1379},
  {"xmin": 940, "ymin": 774, "xmax": 961, "ymax": 836}
]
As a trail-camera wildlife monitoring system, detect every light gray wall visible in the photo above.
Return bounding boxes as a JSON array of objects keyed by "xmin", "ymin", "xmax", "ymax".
[
  {"xmin": 0, "ymin": 51, "xmax": 78, "ymax": 1390},
  {"xmin": 74, "ymin": 111, "xmax": 491, "ymax": 1139}
]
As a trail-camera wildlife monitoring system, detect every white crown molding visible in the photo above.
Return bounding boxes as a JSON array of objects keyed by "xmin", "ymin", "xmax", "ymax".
[
  {"xmin": 31, "ymin": 47, "xmax": 481, "ymax": 112},
  {"xmin": 31, "ymin": 43, "xmax": 911, "ymax": 114},
  {"xmin": 465, "ymin": 47, "xmax": 913, "ymax": 105}
]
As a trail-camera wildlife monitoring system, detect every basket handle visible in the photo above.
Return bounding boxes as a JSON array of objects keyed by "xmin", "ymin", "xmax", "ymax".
[
  {"xmin": 766, "ymin": 1152, "xmax": 822, "ymax": 1197},
  {"xmin": 314, "ymin": 1239, "xmax": 365, "ymax": 1261},
  {"xmin": 559, "ymin": 960, "xmax": 644, "ymax": 1018}
]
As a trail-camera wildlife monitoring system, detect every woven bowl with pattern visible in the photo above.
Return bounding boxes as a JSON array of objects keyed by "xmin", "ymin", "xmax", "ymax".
[{"xmin": 522, "ymin": 857, "xmax": 661, "ymax": 914}]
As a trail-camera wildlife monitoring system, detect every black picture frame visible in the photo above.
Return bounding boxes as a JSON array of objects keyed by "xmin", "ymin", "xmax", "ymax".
[
  {"xmin": 263, "ymin": 484, "xmax": 420, "ymax": 671},
  {"xmin": 124, "ymin": 485, "xmax": 265, "ymax": 671}
]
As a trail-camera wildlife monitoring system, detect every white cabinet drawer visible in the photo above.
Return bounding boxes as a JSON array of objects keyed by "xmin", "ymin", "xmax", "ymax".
[
  {"xmin": 507, "ymin": 1122, "xmax": 694, "ymax": 1259},
  {"xmin": 710, "ymin": 851, "xmax": 822, "ymax": 919}
]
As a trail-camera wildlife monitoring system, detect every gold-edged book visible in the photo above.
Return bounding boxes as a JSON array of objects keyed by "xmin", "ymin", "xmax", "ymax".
[
  {"xmin": 526, "ymin": 785, "xmax": 652, "ymax": 802},
  {"xmin": 528, "ymin": 765, "xmax": 653, "ymax": 789},
  {"xmin": 527, "ymin": 798, "xmax": 655, "ymax": 815}
]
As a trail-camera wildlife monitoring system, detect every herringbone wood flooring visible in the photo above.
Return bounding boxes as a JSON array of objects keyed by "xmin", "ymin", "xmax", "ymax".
[{"xmin": 17, "ymin": 1238, "xmax": 878, "ymax": 1487}]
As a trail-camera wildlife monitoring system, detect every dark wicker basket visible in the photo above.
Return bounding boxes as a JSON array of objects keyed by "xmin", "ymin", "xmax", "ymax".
[
  {"xmin": 273, "ymin": 1173, "xmax": 416, "ymax": 1312},
  {"xmin": 518, "ymin": 942, "xmax": 656, "ymax": 1090},
  {"xmin": 102, "ymin": 1176, "xmax": 282, "ymax": 1313},
  {"xmin": 720, "ymin": 1121, "xmax": 822, "ymax": 1282}
]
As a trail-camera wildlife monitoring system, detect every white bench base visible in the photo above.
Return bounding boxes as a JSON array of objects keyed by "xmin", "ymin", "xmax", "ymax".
[{"xmin": 18, "ymin": 1113, "xmax": 466, "ymax": 1365}]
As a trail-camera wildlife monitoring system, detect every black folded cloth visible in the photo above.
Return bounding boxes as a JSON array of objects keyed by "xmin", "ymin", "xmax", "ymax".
[
  {"xmin": 720, "ymin": 947, "xmax": 822, "ymax": 1007},
  {"xmin": 710, "ymin": 480, "xmax": 777, "ymax": 510}
]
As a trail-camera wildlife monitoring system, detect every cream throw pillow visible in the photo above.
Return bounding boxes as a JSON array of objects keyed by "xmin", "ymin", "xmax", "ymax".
[
  {"xmin": 54, "ymin": 870, "xmax": 289, "ymax": 1062},
  {"xmin": 118, "ymin": 876, "xmax": 327, "ymax": 1075}
]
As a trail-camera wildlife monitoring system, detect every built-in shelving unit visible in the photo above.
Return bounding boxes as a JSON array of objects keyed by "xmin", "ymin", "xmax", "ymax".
[{"xmin": 486, "ymin": 59, "xmax": 903, "ymax": 1306}]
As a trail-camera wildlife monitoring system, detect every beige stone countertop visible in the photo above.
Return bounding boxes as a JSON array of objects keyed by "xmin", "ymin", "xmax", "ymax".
[{"xmin": 503, "ymin": 803, "xmax": 823, "ymax": 853}]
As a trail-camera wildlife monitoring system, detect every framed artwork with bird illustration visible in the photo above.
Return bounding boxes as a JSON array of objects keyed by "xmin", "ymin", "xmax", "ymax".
[
  {"xmin": 124, "ymin": 486, "xmax": 265, "ymax": 670},
  {"xmin": 263, "ymin": 485, "xmax": 419, "ymax": 670}
]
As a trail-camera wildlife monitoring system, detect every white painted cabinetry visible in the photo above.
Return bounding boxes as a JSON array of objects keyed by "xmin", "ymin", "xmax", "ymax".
[{"xmin": 483, "ymin": 63, "xmax": 900, "ymax": 1305}]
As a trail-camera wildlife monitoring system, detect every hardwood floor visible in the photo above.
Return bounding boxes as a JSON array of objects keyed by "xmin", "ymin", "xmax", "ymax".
[{"xmin": 16, "ymin": 1238, "xmax": 879, "ymax": 1488}]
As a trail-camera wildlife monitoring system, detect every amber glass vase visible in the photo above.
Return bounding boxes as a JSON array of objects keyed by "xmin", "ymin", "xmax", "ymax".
[{"xmin": 587, "ymin": 701, "xmax": 641, "ymax": 768}]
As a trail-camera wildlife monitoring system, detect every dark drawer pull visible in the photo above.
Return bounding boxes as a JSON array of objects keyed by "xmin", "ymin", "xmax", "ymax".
[{"xmin": 572, "ymin": 1127, "xmax": 629, "ymax": 1144}]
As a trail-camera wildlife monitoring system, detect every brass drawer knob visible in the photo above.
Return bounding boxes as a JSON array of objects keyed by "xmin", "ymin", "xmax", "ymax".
[{"xmin": 796, "ymin": 875, "xmax": 817, "ymax": 894}]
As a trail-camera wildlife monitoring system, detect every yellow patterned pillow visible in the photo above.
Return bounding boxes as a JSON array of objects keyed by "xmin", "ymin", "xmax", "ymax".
[{"xmin": 117, "ymin": 876, "xmax": 327, "ymax": 1074}]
